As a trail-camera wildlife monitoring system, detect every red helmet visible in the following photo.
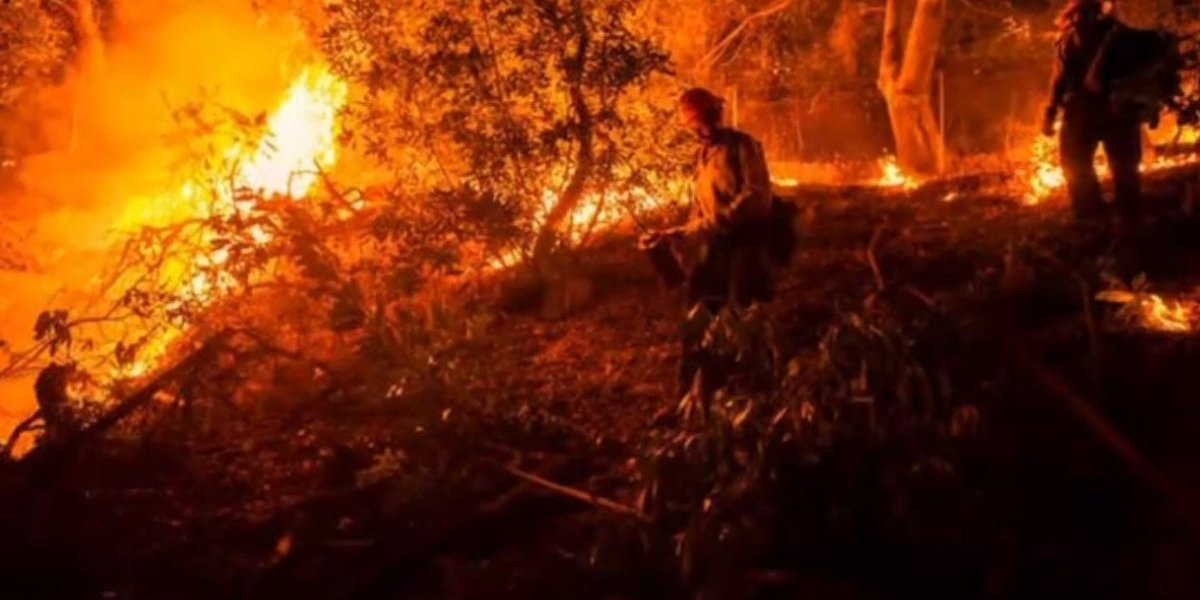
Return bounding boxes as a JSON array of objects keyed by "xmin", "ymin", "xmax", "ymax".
[
  {"xmin": 679, "ymin": 87, "xmax": 724, "ymax": 123},
  {"xmin": 1057, "ymin": 0, "xmax": 1113, "ymax": 29}
]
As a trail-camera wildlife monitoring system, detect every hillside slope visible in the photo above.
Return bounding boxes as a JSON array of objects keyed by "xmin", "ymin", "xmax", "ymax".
[{"xmin": 3, "ymin": 170, "xmax": 1200, "ymax": 599}]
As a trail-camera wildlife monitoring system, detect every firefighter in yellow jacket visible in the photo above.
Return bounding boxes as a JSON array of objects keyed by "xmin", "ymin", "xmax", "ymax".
[
  {"xmin": 640, "ymin": 88, "xmax": 787, "ymax": 398},
  {"xmin": 645, "ymin": 87, "xmax": 776, "ymax": 311}
]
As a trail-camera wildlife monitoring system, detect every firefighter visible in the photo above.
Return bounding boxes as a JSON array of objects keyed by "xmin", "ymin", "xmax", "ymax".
[
  {"xmin": 642, "ymin": 87, "xmax": 776, "ymax": 312},
  {"xmin": 641, "ymin": 88, "xmax": 786, "ymax": 399},
  {"xmin": 1042, "ymin": 0, "xmax": 1142, "ymax": 231}
]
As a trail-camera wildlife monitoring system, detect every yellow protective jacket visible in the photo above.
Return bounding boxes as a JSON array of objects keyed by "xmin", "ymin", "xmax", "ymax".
[{"xmin": 686, "ymin": 127, "xmax": 772, "ymax": 238}]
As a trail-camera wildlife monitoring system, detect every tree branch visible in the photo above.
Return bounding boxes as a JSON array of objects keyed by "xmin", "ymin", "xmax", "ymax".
[
  {"xmin": 1, "ymin": 411, "xmax": 43, "ymax": 461},
  {"xmin": 492, "ymin": 461, "xmax": 652, "ymax": 523},
  {"xmin": 697, "ymin": 0, "xmax": 797, "ymax": 75}
]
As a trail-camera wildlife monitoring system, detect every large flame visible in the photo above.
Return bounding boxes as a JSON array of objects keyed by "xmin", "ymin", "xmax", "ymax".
[
  {"xmin": 116, "ymin": 64, "xmax": 347, "ymax": 378},
  {"xmin": 237, "ymin": 66, "xmax": 347, "ymax": 199}
]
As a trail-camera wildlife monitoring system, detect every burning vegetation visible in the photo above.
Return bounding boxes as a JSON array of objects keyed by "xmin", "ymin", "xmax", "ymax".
[{"xmin": 3, "ymin": 1, "xmax": 1200, "ymax": 598}]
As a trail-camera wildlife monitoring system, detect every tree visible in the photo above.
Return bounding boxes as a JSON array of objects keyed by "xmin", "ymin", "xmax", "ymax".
[
  {"xmin": 0, "ymin": 1, "xmax": 74, "ymax": 152},
  {"xmin": 878, "ymin": 0, "xmax": 945, "ymax": 176},
  {"xmin": 322, "ymin": 0, "xmax": 679, "ymax": 268}
]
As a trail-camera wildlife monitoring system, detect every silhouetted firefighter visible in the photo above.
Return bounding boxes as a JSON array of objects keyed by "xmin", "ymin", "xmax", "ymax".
[
  {"xmin": 1044, "ymin": 0, "xmax": 1182, "ymax": 232},
  {"xmin": 641, "ymin": 88, "xmax": 797, "ymax": 399}
]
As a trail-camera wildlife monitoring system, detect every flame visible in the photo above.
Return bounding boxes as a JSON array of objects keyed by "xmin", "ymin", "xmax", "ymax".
[
  {"xmin": 236, "ymin": 66, "xmax": 347, "ymax": 199},
  {"xmin": 878, "ymin": 155, "xmax": 918, "ymax": 189},
  {"xmin": 539, "ymin": 187, "xmax": 678, "ymax": 246},
  {"xmin": 1022, "ymin": 123, "xmax": 1200, "ymax": 205},
  {"xmin": 115, "ymin": 64, "xmax": 347, "ymax": 378},
  {"xmin": 1141, "ymin": 294, "xmax": 1192, "ymax": 333},
  {"xmin": 1024, "ymin": 134, "xmax": 1065, "ymax": 205},
  {"xmin": 486, "ymin": 183, "xmax": 680, "ymax": 269}
]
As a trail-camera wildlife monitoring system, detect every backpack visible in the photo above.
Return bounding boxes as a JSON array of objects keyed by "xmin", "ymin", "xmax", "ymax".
[{"xmin": 1090, "ymin": 24, "xmax": 1184, "ymax": 126}]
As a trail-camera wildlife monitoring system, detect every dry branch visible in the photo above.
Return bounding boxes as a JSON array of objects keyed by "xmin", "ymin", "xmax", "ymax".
[
  {"xmin": 1, "ymin": 411, "xmax": 43, "ymax": 461},
  {"xmin": 867, "ymin": 224, "xmax": 887, "ymax": 293},
  {"xmin": 493, "ymin": 460, "xmax": 651, "ymax": 523},
  {"xmin": 20, "ymin": 331, "xmax": 231, "ymax": 476},
  {"xmin": 696, "ymin": 0, "xmax": 797, "ymax": 74}
]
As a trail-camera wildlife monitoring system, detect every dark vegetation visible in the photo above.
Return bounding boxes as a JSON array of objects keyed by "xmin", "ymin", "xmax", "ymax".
[
  {"xmin": 4, "ymin": 2, "xmax": 1200, "ymax": 599},
  {"xmin": 4, "ymin": 167, "xmax": 1200, "ymax": 598}
]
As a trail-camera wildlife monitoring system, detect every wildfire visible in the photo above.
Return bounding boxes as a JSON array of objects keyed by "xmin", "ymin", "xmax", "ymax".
[
  {"xmin": 116, "ymin": 64, "xmax": 348, "ymax": 378},
  {"xmin": 535, "ymin": 187, "xmax": 664, "ymax": 246},
  {"xmin": 236, "ymin": 66, "xmax": 347, "ymax": 199},
  {"xmin": 1024, "ymin": 134, "xmax": 1065, "ymax": 205},
  {"xmin": 878, "ymin": 155, "xmax": 918, "ymax": 189},
  {"xmin": 1141, "ymin": 294, "xmax": 1193, "ymax": 333},
  {"xmin": 1022, "ymin": 126, "xmax": 1200, "ymax": 205},
  {"xmin": 1097, "ymin": 289, "xmax": 1197, "ymax": 334}
]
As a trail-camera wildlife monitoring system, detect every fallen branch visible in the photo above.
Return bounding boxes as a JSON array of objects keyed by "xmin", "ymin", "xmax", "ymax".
[
  {"xmin": 492, "ymin": 460, "xmax": 651, "ymax": 523},
  {"xmin": 20, "ymin": 331, "xmax": 231, "ymax": 475},
  {"xmin": 864, "ymin": 225, "xmax": 888, "ymax": 308},
  {"xmin": 866, "ymin": 225, "xmax": 887, "ymax": 292},
  {"xmin": 903, "ymin": 284, "xmax": 938, "ymax": 309}
]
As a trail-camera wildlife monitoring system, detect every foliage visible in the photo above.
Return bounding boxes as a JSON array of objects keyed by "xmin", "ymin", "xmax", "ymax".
[
  {"xmin": 0, "ymin": 0, "xmax": 74, "ymax": 132},
  {"xmin": 631, "ymin": 290, "xmax": 988, "ymax": 594},
  {"xmin": 661, "ymin": 0, "xmax": 1057, "ymax": 95},
  {"xmin": 321, "ymin": 0, "xmax": 685, "ymax": 259},
  {"xmin": 24, "ymin": 96, "xmax": 501, "ymax": 416}
]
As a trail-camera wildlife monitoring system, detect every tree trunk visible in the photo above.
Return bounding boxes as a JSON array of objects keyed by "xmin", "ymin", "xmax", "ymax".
[
  {"xmin": 532, "ymin": 0, "xmax": 594, "ymax": 266},
  {"xmin": 878, "ymin": 0, "xmax": 944, "ymax": 177}
]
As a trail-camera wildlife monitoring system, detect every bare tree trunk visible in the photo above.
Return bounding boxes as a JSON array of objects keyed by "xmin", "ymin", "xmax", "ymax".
[
  {"xmin": 878, "ymin": 0, "xmax": 944, "ymax": 177},
  {"xmin": 532, "ymin": 0, "xmax": 594, "ymax": 265}
]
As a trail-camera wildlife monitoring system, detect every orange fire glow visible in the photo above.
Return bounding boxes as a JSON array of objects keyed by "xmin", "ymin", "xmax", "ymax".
[
  {"xmin": 1024, "ymin": 134, "xmax": 1065, "ymax": 205},
  {"xmin": 1141, "ymin": 294, "xmax": 1193, "ymax": 333},
  {"xmin": 877, "ymin": 155, "xmax": 919, "ymax": 189},
  {"xmin": 1022, "ymin": 125, "xmax": 1200, "ymax": 205},
  {"xmin": 115, "ymin": 64, "xmax": 348, "ymax": 378}
]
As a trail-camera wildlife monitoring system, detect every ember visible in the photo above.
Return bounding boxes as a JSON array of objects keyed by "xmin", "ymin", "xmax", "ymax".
[{"xmin": 1141, "ymin": 294, "xmax": 1194, "ymax": 333}]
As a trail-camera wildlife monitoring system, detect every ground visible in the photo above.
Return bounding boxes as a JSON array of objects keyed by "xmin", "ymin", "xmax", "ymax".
[{"xmin": 3, "ymin": 169, "xmax": 1200, "ymax": 599}]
